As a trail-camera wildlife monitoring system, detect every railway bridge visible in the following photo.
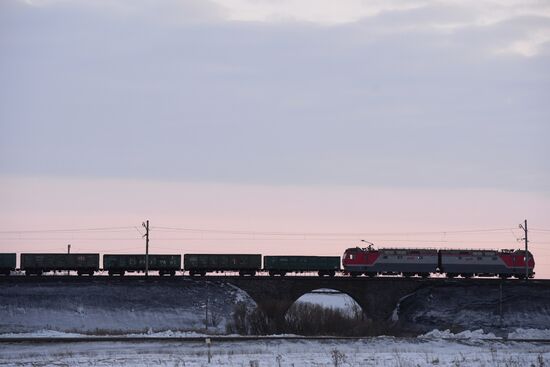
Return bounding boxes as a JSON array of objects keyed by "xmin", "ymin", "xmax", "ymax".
[
  {"xmin": 219, "ymin": 277, "xmax": 546, "ymax": 330},
  {"xmin": 220, "ymin": 277, "xmax": 423, "ymax": 326},
  {"xmin": 2, "ymin": 276, "xmax": 549, "ymax": 333}
]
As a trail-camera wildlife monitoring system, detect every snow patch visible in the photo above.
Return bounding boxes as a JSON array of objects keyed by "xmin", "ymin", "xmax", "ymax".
[
  {"xmin": 0, "ymin": 330, "xmax": 84, "ymax": 338},
  {"xmin": 508, "ymin": 328, "xmax": 550, "ymax": 339},
  {"xmin": 391, "ymin": 292, "xmax": 416, "ymax": 322},
  {"xmin": 418, "ymin": 329, "xmax": 500, "ymax": 340}
]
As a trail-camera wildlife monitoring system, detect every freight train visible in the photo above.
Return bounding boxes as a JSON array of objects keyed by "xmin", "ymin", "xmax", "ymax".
[{"xmin": 0, "ymin": 246, "xmax": 535, "ymax": 278}]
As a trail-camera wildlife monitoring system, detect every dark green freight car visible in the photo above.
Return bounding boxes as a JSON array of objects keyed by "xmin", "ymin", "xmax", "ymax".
[
  {"xmin": 103, "ymin": 254, "xmax": 181, "ymax": 276},
  {"xmin": 21, "ymin": 253, "xmax": 99, "ymax": 276},
  {"xmin": 0, "ymin": 253, "xmax": 16, "ymax": 275},
  {"xmin": 264, "ymin": 256, "xmax": 341, "ymax": 277},
  {"xmin": 184, "ymin": 254, "xmax": 261, "ymax": 276}
]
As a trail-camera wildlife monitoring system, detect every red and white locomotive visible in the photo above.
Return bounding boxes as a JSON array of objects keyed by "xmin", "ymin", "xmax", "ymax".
[{"xmin": 343, "ymin": 246, "xmax": 534, "ymax": 278}]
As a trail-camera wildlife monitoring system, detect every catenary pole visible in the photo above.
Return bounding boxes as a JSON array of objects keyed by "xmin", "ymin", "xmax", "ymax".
[
  {"xmin": 143, "ymin": 220, "xmax": 149, "ymax": 277},
  {"xmin": 519, "ymin": 219, "xmax": 529, "ymax": 280},
  {"xmin": 525, "ymin": 219, "xmax": 529, "ymax": 280}
]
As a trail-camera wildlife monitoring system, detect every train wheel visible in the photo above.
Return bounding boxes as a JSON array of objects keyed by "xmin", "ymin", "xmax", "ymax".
[
  {"xmin": 350, "ymin": 272, "xmax": 360, "ymax": 277},
  {"xmin": 421, "ymin": 273, "xmax": 429, "ymax": 278},
  {"xmin": 170, "ymin": 270, "xmax": 176, "ymax": 277},
  {"xmin": 328, "ymin": 271, "xmax": 335, "ymax": 277},
  {"xmin": 446, "ymin": 273, "xmax": 456, "ymax": 278}
]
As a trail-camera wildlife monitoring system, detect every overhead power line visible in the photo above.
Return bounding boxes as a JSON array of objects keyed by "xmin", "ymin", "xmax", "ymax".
[
  {"xmin": 152, "ymin": 226, "xmax": 515, "ymax": 237},
  {"xmin": 0, "ymin": 226, "xmax": 136, "ymax": 234}
]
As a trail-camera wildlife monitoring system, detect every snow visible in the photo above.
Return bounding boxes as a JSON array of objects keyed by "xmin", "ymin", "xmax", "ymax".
[
  {"xmin": 391, "ymin": 292, "xmax": 415, "ymax": 322},
  {"xmin": 508, "ymin": 328, "xmax": 550, "ymax": 339},
  {"xmin": 0, "ymin": 329, "xmax": 84, "ymax": 338},
  {"xmin": 418, "ymin": 329, "xmax": 500, "ymax": 340},
  {"xmin": 398, "ymin": 283, "xmax": 550, "ymax": 334},
  {"xmin": 0, "ymin": 279, "xmax": 254, "ymax": 334},
  {"xmin": 0, "ymin": 337, "xmax": 548, "ymax": 366},
  {"xmin": 0, "ymin": 329, "xmax": 214, "ymax": 338},
  {"xmin": 296, "ymin": 289, "xmax": 358, "ymax": 315},
  {"xmin": 419, "ymin": 328, "xmax": 550, "ymax": 340}
]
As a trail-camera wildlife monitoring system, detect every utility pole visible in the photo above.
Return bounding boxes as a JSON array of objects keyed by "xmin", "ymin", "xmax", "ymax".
[
  {"xmin": 142, "ymin": 220, "xmax": 149, "ymax": 277},
  {"xmin": 519, "ymin": 219, "xmax": 529, "ymax": 280},
  {"xmin": 67, "ymin": 244, "xmax": 71, "ymax": 276}
]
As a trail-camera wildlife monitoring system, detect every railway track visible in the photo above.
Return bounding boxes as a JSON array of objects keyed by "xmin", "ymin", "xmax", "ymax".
[{"xmin": 1, "ymin": 275, "xmax": 549, "ymax": 283}]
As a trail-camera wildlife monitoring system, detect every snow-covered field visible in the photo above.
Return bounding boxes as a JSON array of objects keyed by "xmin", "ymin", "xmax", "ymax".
[
  {"xmin": 0, "ymin": 337, "xmax": 548, "ymax": 366},
  {"xmin": 2, "ymin": 280, "xmax": 550, "ymax": 365}
]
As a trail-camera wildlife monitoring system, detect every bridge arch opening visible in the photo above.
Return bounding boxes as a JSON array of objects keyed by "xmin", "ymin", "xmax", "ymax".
[{"xmin": 283, "ymin": 288, "xmax": 369, "ymax": 336}]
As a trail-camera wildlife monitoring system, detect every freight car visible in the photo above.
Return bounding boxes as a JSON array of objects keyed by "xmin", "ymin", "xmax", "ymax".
[
  {"xmin": 342, "ymin": 247, "xmax": 438, "ymax": 277},
  {"xmin": 21, "ymin": 253, "xmax": 99, "ymax": 276},
  {"xmin": 0, "ymin": 253, "xmax": 16, "ymax": 275},
  {"xmin": 264, "ymin": 256, "xmax": 340, "ymax": 277},
  {"xmin": 184, "ymin": 254, "xmax": 261, "ymax": 276},
  {"xmin": 103, "ymin": 254, "xmax": 181, "ymax": 276}
]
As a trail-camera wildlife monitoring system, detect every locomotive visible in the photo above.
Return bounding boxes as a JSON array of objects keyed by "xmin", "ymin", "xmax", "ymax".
[{"xmin": 342, "ymin": 246, "xmax": 535, "ymax": 278}]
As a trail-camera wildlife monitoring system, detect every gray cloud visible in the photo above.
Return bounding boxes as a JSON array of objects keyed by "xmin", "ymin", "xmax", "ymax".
[{"xmin": 0, "ymin": 0, "xmax": 549, "ymax": 190}]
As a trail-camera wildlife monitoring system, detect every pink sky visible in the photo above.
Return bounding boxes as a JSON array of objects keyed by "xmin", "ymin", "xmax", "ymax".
[
  {"xmin": 1, "ymin": 1, "xmax": 548, "ymax": 281},
  {"xmin": 1, "ymin": 176, "xmax": 549, "ymax": 278}
]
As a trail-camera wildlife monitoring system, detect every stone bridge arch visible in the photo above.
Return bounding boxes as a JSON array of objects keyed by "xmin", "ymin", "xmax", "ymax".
[
  {"xmin": 275, "ymin": 286, "xmax": 367, "ymax": 320},
  {"xmin": 284, "ymin": 287, "xmax": 366, "ymax": 318},
  {"xmin": 221, "ymin": 277, "xmax": 425, "ymax": 333}
]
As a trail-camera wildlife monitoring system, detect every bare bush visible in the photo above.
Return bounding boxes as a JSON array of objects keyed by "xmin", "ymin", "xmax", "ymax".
[
  {"xmin": 226, "ymin": 302, "xmax": 248, "ymax": 334},
  {"xmin": 227, "ymin": 301, "xmax": 399, "ymax": 336},
  {"xmin": 285, "ymin": 302, "xmax": 371, "ymax": 336},
  {"xmin": 331, "ymin": 349, "xmax": 346, "ymax": 367}
]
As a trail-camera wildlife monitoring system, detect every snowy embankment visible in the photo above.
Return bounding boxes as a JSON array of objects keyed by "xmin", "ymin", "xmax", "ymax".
[
  {"xmin": 2, "ymin": 278, "xmax": 550, "ymax": 337},
  {"xmin": 0, "ymin": 279, "xmax": 253, "ymax": 334},
  {"xmin": 395, "ymin": 282, "xmax": 550, "ymax": 334}
]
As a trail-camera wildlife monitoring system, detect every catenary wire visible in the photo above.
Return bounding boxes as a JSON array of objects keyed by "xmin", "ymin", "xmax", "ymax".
[{"xmin": 152, "ymin": 226, "xmax": 516, "ymax": 237}]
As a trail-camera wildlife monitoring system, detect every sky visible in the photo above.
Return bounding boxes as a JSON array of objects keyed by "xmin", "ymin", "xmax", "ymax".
[{"xmin": 0, "ymin": 0, "xmax": 549, "ymax": 276}]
